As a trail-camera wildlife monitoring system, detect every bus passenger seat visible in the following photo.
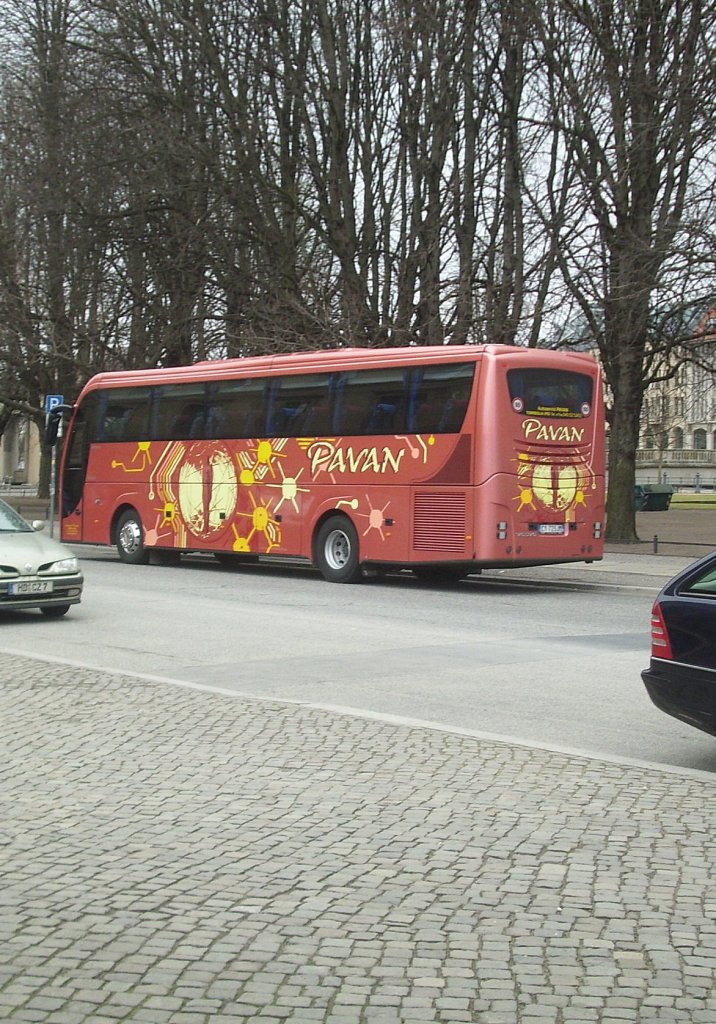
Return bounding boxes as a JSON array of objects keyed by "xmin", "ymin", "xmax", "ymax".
[
  {"xmin": 335, "ymin": 403, "xmax": 365, "ymax": 436},
  {"xmin": 299, "ymin": 403, "xmax": 331, "ymax": 436},
  {"xmin": 242, "ymin": 404, "xmax": 262, "ymax": 437},
  {"xmin": 367, "ymin": 401, "xmax": 399, "ymax": 433},
  {"xmin": 412, "ymin": 401, "xmax": 434, "ymax": 433},
  {"xmin": 439, "ymin": 398, "xmax": 468, "ymax": 433}
]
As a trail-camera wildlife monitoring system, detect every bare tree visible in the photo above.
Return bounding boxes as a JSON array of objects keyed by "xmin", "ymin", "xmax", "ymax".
[
  {"xmin": 526, "ymin": 0, "xmax": 716, "ymax": 541},
  {"xmin": 0, "ymin": 0, "xmax": 125, "ymax": 492},
  {"xmin": 3, "ymin": 0, "xmax": 713, "ymax": 520}
]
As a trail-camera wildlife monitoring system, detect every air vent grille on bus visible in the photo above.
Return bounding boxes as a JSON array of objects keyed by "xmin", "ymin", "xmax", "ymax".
[{"xmin": 413, "ymin": 493, "xmax": 467, "ymax": 552}]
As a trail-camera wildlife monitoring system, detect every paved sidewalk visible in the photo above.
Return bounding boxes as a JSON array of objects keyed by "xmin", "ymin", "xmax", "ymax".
[
  {"xmin": 606, "ymin": 509, "xmax": 715, "ymax": 560},
  {"xmin": 2, "ymin": 652, "xmax": 716, "ymax": 1024}
]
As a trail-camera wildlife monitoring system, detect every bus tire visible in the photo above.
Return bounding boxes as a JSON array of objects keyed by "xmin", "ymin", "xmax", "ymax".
[
  {"xmin": 315, "ymin": 515, "xmax": 362, "ymax": 584},
  {"xmin": 116, "ymin": 509, "xmax": 150, "ymax": 565}
]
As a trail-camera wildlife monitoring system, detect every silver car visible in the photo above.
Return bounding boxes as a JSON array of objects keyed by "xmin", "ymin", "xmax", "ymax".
[{"xmin": 0, "ymin": 498, "xmax": 83, "ymax": 617}]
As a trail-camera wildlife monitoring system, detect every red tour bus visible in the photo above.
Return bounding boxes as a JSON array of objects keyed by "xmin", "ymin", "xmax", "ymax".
[{"xmin": 52, "ymin": 345, "xmax": 605, "ymax": 582}]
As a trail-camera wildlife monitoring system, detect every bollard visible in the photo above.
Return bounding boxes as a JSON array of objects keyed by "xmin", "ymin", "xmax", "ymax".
[{"xmin": 653, "ymin": 534, "xmax": 659, "ymax": 554}]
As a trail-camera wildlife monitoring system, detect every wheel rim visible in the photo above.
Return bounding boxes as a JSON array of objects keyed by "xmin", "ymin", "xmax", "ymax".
[
  {"xmin": 119, "ymin": 519, "xmax": 142, "ymax": 555},
  {"xmin": 324, "ymin": 528, "xmax": 351, "ymax": 571}
]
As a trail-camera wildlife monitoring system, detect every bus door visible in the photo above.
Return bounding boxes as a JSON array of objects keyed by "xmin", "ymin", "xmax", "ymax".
[{"xmin": 60, "ymin": 394, "xmax": 98, "ymax": 542}]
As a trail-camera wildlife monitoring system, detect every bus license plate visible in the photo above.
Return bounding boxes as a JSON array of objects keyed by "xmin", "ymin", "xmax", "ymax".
[
  {"xmin": 9, "ymin": 580, "xmax": 53, "ymax": 595},
  {"xmin": 537, "ymin": 524, "xmax": 565, "ymax": 535}
]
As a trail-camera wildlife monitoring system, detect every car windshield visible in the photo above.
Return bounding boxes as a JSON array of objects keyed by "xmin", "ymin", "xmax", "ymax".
[{"xmin": 0, "ymin": 500, "xmax": 34, "ymax": 533}]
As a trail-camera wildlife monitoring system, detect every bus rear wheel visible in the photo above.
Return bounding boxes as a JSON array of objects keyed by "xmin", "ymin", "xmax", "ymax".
[
  {"xmin": 116, "ymin": 509, "xmax": 149, "ymax": 565},
  {"xmin": 315, "ymin": 515, "xmax": 362, "ymax": 584}
]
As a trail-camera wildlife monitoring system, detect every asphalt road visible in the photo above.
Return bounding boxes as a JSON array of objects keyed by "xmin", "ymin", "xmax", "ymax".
[{"xmin": 1, "ymin": 545, "xmax": 715, "ymax": 774}]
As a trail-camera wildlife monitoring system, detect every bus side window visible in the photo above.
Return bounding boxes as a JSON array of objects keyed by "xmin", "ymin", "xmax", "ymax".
[
  {"xmin": 404, "ymin": 363, "xmax": 475, "ymax": 433},
  {"xmin": 410, "ymin": 394, "xmax": 434, "ymax": 433},
  {"xmin": 152, "ymin": 385, "xmax": 207, "ymax": 440},
  {"xmin": 240, "ymin": 395, "xmax": 265, "ymax": 437},
  {"xmin": 269, "ymin": 399, "xmax": 306, "ymax": 436},
  {"xmin": 335, "ymin": 368, "xmax": 407, "ymax": 435},
  {"xmin": 153, "ymin": 389, "xmax": 180, "ymax": 439},
  {"xmin": 212, "ymin": 404, "xmax": 241, "ymax": 438},
  {"xmin": 204, "ymin": 401, "xmax": 225, "ymax": 438},
  {"xmin": 438, "ymin": 394, "xmax": 469, "ymax": 432},
  {"xmin": 208, "ymin": 380, "xmax": 267, "ymax": 438},
  {"xmin": 268, "ymin": 374, "xmax": 332, "ymax": 437},
  {"xmin": 101, "ymin": 407, "xmax": 127, "ymax": 441},
  {"xmin": 300, "ymin": 400, "xmax": 331, "ymax": 436},
  {"xmin": 334, "ymin": 399, "xmax": 366, "ymax": 435},
  {"xmin": 123, "ymin": 404, "xmax": 149, "ymax": 441},
  {"xmin": 169, "ymin": 403, "xmax": 205, "ymax": 439},
  {"xmin": 366, "ymin": 397, "xmax": 404, "ymax": 433}
]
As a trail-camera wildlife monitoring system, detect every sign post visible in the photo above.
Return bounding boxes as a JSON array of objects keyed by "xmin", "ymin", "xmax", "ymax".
[{"xmin": 45, "ymin": 395, "xmax": 64, "ymax": 537}]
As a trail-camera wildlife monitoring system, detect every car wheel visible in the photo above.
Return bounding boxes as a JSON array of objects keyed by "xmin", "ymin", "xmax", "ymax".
[
  {"xmin": 116, "ymin": 509, "xmax": 149, "ymax": 565},
  {"xmin": 40, "ymin": 604, "xmax": 70, "ymax": 618},
  {"xmin": 315, "ymin": 515, "xmax": 362, "ymax": 583}
]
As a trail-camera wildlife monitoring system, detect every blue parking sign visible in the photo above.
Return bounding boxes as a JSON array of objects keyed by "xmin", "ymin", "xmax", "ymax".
[{"xmin": 45, "ymin": 394, "xmax": 64, "ymax": 416}]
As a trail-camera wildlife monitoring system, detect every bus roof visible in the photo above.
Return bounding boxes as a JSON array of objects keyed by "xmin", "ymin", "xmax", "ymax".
[{"xmin": 79, "ymin": 344, "xmax": 599, "ymax": 392}]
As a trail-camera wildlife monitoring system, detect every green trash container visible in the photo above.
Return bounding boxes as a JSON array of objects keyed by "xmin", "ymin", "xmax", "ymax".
[{"xmin": 636, "ymin": 484, "xmax": 673, "ymax": 511}]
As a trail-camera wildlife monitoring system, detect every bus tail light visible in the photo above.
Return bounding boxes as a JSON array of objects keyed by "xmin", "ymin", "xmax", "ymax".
[
  {"xmin": 650, "ymin": 601, "xmax": 673, "ymax": 660},
  {"xmin": 593, "ymin": 521, "xmax": 602, "ymax": 539},
  {"xmin": 497, "ymin": 521, "xmax": 508, "ymax": 540}
]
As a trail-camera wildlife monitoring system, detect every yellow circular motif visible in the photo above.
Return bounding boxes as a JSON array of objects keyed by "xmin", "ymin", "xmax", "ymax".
[{"xmin": 178, "ymin": 444, "xmax": 238, "ymax": 538}]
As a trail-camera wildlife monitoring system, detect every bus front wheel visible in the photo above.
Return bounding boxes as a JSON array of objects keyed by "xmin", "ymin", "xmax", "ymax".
[
  {"xmin": 315, "ymin": 515, "xmax": 362, "ymax": 584},
  {"xmin": 116, "ymin": 509, "xmax": 150, "ymax": 565}
]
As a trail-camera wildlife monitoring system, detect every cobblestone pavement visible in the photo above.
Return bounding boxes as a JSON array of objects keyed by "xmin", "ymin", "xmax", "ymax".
[{"xmin": 2, "ymin": 652, "xmax": 716, "ymax": 1024}]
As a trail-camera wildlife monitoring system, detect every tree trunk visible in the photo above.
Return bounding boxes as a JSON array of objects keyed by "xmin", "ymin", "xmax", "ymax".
[{"xmin": 606, "ymin": 387, "xmax": 642, "ymax": 543}]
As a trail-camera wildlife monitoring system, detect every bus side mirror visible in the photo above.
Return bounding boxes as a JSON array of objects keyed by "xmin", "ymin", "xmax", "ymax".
[{"xmin": 45, "ymin": 404, "xmax": 74, "ymax": 447}]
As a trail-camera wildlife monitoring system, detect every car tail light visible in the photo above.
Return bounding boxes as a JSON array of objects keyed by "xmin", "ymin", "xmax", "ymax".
[{"xmin": 650, "ymin": 601, "xmax": 673, "ymax": 660}]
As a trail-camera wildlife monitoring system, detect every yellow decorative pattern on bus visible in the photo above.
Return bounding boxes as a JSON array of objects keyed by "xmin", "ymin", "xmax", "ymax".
[
  {"xmin": 514, "ymin": 447, "xmax": 596, "ymax": 517},
  {"xmin": 108, "ymin": 433, "xmax": 446, "ymax": 554}
]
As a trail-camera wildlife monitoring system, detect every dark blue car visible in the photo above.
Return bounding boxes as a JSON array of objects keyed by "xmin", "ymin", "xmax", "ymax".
[{"xmin": 642, "ymin": 552, "xmax": 716, "ymax": 736}]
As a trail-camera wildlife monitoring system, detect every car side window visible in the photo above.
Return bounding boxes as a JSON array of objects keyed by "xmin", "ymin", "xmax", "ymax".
[{"xmin": 682, "ymin": 566, "xmax": 716, "ymax": 596}]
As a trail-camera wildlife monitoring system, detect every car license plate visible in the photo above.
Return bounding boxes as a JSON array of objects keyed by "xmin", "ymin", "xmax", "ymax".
[
  {"xmin": 537, "ymin": 524, "xmax": 565, "ymax": 535},
  {"xmin": 8, "ymin": 580, "xmax": 53, "ymax": 595}
]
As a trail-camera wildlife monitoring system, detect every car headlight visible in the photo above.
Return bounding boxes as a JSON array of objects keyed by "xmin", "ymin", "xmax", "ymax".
[{"xmin": 48, "ymin": 557, "xmax": 79, "ymax": 574}]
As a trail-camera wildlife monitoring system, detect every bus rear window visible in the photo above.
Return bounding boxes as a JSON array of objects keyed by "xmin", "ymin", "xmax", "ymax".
[{"xmin": 507, "ymin": 369, "xmax": 593, "ymax": 419}]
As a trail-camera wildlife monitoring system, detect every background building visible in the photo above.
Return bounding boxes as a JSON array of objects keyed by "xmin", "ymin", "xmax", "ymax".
[
  {"xmin": 636, "ymin": 309, "xmax": 716, "ymax": 490},
  {"xmin": 1, "ymin": 415, "xmax": 42, "ymax": 490}
]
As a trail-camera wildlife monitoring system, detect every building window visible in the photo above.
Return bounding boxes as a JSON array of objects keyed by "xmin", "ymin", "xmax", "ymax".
[
  {"xmin": 693, "ymin": 428, "xmax": 707, "ymax": 450},
  {"xmin": 672, "ymin": 427, "xmax": 684, "ymax": 449}
]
